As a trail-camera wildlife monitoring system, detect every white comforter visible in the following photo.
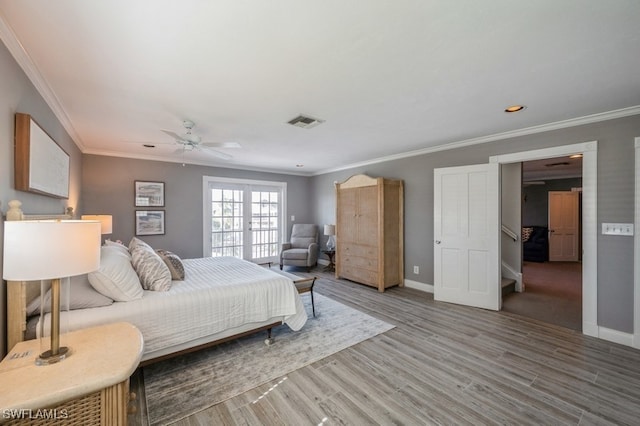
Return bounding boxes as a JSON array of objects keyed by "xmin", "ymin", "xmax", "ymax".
[{"xmin": 42, "ymin": 257, "xmax": 307, "ymax": 355}]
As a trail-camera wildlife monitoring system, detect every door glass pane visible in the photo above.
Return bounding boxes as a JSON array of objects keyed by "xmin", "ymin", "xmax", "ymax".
[
  {"xmin": 210, "ymin": 188, "xmax": 243, "ymax": 257},
  {"xmin": 251, "ymin": 190, "xmax": 280, "ymax": 260}
]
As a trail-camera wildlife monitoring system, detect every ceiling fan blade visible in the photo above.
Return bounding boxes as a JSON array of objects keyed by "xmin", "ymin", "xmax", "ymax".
[
  {"xmin": 161, "ymin": 129, "xmax": 187, "ymax": 142},
  {"xmin": 199, "ymin": 146, "xmax": 232, "ymax": 160},
  {"xmin": 200, "ymin": 141, "xmax": 242, "ymax": 149}
]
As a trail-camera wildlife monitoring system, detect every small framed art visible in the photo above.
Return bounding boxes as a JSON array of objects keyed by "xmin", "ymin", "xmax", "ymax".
[
  {"xmin": 135, "ymin": 210, "xmax": 165, "ymax": 236},
  {"xmin": 135, "ymin": 181, "xmax": 165, "ymax": 207}
]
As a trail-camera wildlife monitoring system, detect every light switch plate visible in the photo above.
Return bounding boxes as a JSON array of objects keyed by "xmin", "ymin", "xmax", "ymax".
[{"xmin": 601, "ymin": 223, "xmax": 634, "ymax": 236}]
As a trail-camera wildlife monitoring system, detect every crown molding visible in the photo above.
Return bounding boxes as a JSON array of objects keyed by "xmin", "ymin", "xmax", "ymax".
[
  {"xmin": 83, "ymin": 148, "xmax": 312, "ymax": 177},
  {"xmin": 0, "ymin": 11, "xmax": 86, "ymax": 150},
  {"xmin": 313, "ymin": 106, "xmax": 640, "ymax": 176}
]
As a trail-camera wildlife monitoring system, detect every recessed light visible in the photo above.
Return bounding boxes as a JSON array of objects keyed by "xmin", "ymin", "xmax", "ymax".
[
  {"xmin": 504, "ymin": 105, "xmax": 526, "ymax": 113},
  {"xmin": 296, "ymin": 164, "xmax": 304, "ymax": 168},
  {"xmin": 569, "ymin": 154, "xmax": 583, "ymax": 159},
  {"xmin": 143, "ymin": 144, "xmax": 155, "ymax": 148}
]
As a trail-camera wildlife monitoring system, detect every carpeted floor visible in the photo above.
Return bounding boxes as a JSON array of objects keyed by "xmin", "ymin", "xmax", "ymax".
[
  {"xmin": 502, "ymin": 261, "xmax": 582, "ymax": 330},
  {"xmin": 142, "ymin": 293, "xmax": 394, "ymax": 425}
]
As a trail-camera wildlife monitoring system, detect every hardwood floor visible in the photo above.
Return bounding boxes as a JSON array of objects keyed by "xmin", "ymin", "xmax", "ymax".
[{"xmin": 130, "ymin": 269, "xmax": 640, "ymax": 425}]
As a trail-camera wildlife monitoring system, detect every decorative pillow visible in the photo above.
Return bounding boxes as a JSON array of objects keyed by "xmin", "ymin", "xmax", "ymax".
[
  {"xmin": 156, "ymin": 249, "xmax": 186, "ymax": 280},
  {"xmin": 88, "ymin": 246, "xmax": 144, "ymax": 301},
  {"xmin": 129, "ymin": 236, "xmax": 153, "ymax": 253},
  {"xmin": 26, "ymin": 274, "xmax": 114, "ymax": 316},
  {"xmin": 522, "ymin": 227, "xmax": 534, "ymax": 243},
  {"xmin": 131, "ymin": 245, "xmax": 172, "ymax": 291},
  {"xmin": 104, "ymin": 239, "xmax": 131, "ymax": 258}
]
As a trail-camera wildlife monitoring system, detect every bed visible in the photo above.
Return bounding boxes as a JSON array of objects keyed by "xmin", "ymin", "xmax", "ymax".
[{"xmin": 5, "ymin": 201, "xmax": 307, "ymax": 364}]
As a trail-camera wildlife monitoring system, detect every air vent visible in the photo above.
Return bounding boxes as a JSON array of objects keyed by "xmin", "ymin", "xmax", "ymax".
[
  {"xmin": 287, "ymin": 115, "xmax": 324, "ymax": 129},
  {"xmin": 545, "ymin": 162, "xmax": 570, "ymax": 167}
]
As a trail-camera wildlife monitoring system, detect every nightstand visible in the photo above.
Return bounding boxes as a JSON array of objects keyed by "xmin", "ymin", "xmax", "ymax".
[
  {"xmin": 321, "ymin": 250, "xmax": 336, "ymax": 271},
  {"xmin": 0, "ymin": 322, "xmax": 143, "ymax": 425}
]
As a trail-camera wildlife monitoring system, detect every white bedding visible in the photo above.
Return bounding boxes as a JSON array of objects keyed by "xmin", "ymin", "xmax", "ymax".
[{"xmin": 39, "ymin": 257, "xmax": 307, "ymax": 357}]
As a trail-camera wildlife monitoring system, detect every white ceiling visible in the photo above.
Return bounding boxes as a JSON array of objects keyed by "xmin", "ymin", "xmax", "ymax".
[{"xmin": 1, "ymin": 1, "xmax": 639, "ymax": 175}]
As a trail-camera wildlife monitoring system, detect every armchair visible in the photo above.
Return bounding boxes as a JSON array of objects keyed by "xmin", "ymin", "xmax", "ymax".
[{"xmin": 280, "ymin": 224, "xmax": 319, "ymax": 272}]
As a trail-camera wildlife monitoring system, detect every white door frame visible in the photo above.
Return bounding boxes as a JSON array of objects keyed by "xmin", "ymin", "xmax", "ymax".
[
  {"xmin": 634, "ymin": 137, "xmax": 640, "ymax": 348},
  {"xmin": 490, "ymin": 141, "xmax": 598, "ymax": 337}
]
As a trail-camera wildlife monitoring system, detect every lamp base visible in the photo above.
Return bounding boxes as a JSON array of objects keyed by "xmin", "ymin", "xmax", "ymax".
[{"xmin": 36, "ymin": 346, "xmax": 69, "ymax": 366}]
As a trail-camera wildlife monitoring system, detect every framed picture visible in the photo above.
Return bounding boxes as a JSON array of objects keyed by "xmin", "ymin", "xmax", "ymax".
[
  {"xmin": 135, "ymin": 210, "xmax": 165, "ymax": 236},
  {"xmin": 14, "ymin": 113, "xmax": 70, "ymax": 199},
  {"xmin": 135, "ymin": 181, "xmax": 164, "ymax": 207}
]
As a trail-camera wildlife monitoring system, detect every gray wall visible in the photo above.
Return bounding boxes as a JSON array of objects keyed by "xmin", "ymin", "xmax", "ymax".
[
  {"xmin": 0, "ymin": 41, "xmax": 84, "ymax": 356},
  {"xmin": 311, "ymin": 114, "xmax": 640, "ymax": 333},
  {"xmin": 523, "ymin": 178, "xmax": 583, "ymax": 227},
  {"xmin": 82, "ymin": 155, "xmax": 313, "ymax": 259},
  {"xmin": 1, "ymin": 32, "xmax": 639, "ymax": 354}
]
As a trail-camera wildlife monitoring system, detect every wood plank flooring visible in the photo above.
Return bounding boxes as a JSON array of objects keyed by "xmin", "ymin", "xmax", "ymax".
[{"xmin": 129, "ymin": 269, "xmax": 640, "ymax": 425}]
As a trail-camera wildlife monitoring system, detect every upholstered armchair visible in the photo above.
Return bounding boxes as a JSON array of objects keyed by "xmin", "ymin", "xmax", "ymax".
[{"xmin": 280, "ymin": 224, "xmax": 319, "ymax": 272}]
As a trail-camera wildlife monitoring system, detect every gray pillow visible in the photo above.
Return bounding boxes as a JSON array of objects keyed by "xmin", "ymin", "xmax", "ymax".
[
  {"xmin": 156, "ymin": 249, "xmax": 185, "ymax": 281},
  {"xmin": 131, "ymin": 245, "xmax": 172, "ymax": 291},
  {"xmin": 26, "ymin": 274, "xmax": 114, "ymax": 316}
]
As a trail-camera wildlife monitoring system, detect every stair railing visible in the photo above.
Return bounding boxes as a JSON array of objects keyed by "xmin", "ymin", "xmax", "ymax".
[{"xmin": 501, "ymin": 224, "xmax": 518, "ymax": 242}]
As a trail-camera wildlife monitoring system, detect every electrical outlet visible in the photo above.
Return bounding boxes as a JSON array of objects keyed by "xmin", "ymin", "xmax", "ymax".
[
  {"xmin": 601, "ymin": 223, "xmax": 634, "ymax": 236},
  {"xmin": 413, "ymin": 266, "xmax": 419, "ymax": 274}
]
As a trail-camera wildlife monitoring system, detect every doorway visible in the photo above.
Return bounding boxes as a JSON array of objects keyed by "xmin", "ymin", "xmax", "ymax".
[
  {"xmin": 502, "ymin": 158, "xmax": 583, "ymax": 330},
  {"xmin": 489, "ymin": 141, "xmax": 598, "ymax": 337}
]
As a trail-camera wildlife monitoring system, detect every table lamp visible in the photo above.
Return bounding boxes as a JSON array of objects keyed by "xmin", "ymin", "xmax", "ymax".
[
  {"xmin": 81, "ymin": 214, "xmax": 113, "ymax": 236},
  {"xmin": 324, "ymin": 224, "xmax": 336, "ymax": 250},
  {"xmin": 3, "ymin": 220, "xmax": 101, "ymax": 365}
]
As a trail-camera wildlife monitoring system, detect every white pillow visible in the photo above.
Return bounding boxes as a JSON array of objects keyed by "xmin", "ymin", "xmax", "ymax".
[
  {"xmin": 26, "ymin": 274, "xmax": 114, "ymax": 316},
  {"xmin": 104, "ymin": 239, "xmax": 131, "ymax": 258},
  {"xmin": 88, "ymin": 246, "xmax": 143, "ymax": 301},
  {"xmin": 131, "ymin": 245, "xmax": 172, "ymax": 291}
]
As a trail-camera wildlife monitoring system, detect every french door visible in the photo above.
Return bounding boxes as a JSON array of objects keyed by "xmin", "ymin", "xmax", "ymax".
[{"xmin": 203, "ymin": 177, "xmax": 287, "ymax": 262}]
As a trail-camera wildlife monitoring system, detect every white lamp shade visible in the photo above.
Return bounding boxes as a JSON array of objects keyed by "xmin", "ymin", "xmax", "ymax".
[
  {"xmin": 3, "ymin": 220, "xmax": 101, "ymax": 281},
  {"xmin": 324, "ymin": 224, "xmax": 336, "ymax": 236},
  {"xmin": 81, "ymin": 214, "xmax": 113, "ymax": 235}
]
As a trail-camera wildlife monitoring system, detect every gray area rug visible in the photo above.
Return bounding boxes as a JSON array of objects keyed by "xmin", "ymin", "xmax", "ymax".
[{"xmin": 143, "ymin": 293, "xmax": 395, "ymax": 425}]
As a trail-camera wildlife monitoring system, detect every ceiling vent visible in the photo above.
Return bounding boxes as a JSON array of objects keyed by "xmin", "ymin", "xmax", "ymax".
[{"xmin": 287, "ymin": 115, "xmax": 324, "ymax": 129}]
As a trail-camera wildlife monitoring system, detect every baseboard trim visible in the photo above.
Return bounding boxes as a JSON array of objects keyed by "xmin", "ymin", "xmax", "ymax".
[
  {"xmin": 404, "ymin": 279, "xmax": 433, "ymax": 293},
  {"xmin": 597, "ymin": 326, "xmax": 634, "ymax": 347}
]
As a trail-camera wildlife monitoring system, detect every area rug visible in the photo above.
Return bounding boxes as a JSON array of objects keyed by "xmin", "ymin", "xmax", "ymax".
[{"xmin": 143, "ymin": 293, "xmax": 395, "ymax": 425}]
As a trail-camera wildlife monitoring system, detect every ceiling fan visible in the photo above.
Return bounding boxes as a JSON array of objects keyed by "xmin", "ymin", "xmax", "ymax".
[{"xmin": 159, "ymin": 120, "xmax": 240, "ymax": 160}]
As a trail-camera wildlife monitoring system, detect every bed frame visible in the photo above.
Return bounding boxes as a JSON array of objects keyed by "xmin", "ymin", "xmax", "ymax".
[{"xmin": 4, "ymin": 200, "xmax": 281, "ymax": 363}]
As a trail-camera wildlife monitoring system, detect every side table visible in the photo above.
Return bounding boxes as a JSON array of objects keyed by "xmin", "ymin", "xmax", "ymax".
[
  {"xmin": 322, "ymin": 250, "xmax": 336, "ymax": 271},
  {"xmin": 0, "ymin": 322, "xmax": 143, "ymax": 425}
]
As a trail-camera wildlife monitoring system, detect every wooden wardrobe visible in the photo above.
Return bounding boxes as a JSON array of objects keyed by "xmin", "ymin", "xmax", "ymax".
[{"xmin": 335, "ymin": 174, "xmax": 404, "ymax": 292}]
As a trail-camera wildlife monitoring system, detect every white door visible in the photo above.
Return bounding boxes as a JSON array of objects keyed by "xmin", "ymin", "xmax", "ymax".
[
  {"xmin": 434, "ymin": 163, "xmax": 501, "ymax": 310},
  {"xmin": 548, "ymin": 191, "xmax": 579, "ymax": 261},
  {"xmin": 204, "ymin": 177, "xmax": 286, "ymax": 262}
]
